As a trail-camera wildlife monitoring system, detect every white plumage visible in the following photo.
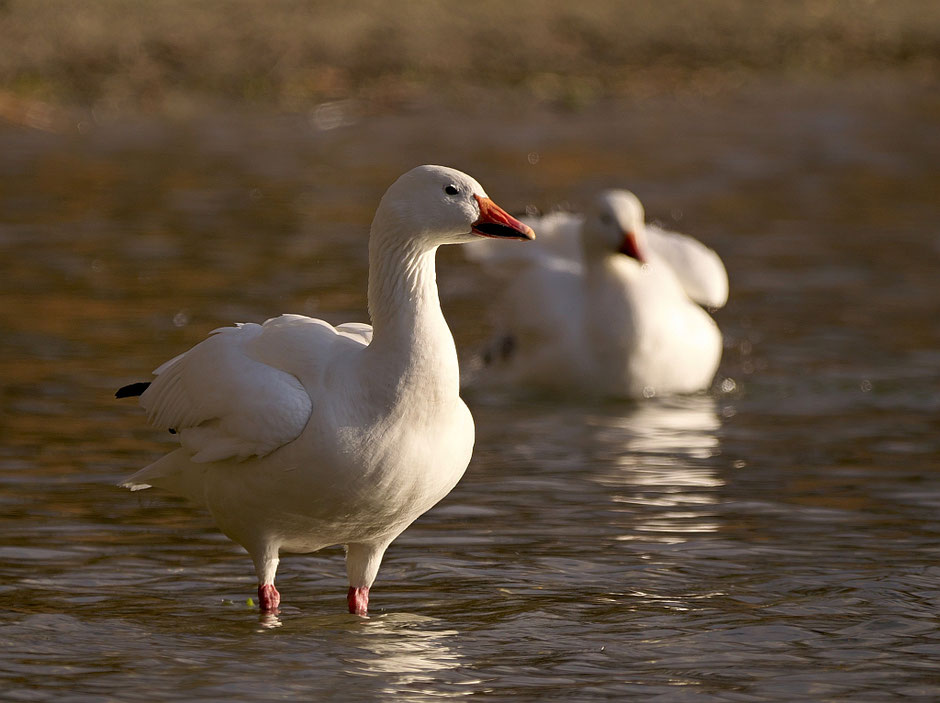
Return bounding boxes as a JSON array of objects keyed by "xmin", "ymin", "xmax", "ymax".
[
  {"xmin": 465, "ymin": 189, "xmax": 727, "ymax": 398},
  {"xmin": 119, "ymin": 165, "xmax": 534, "ymax": 616}
]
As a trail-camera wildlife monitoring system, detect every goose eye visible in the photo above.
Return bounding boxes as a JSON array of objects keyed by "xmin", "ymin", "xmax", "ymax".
[{"xmin": 444, "ymin": 184, "xmax": 460, "ymax": 196}]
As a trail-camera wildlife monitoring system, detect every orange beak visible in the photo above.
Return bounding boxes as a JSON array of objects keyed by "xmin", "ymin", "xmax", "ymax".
[
  {"xmin": 472, "ymin": 195, "xmax": 535, "ymax": 241},
  {"xmin": 618, "ymin": 231, "xmax": 646, "ymax": 263}
]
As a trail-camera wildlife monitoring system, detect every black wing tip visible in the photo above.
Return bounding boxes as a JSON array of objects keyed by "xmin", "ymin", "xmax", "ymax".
[
  {"xmin": 482, "ymin": 334, "xmax": 516, "ymax": 366},
  {"xmin": 115, "ymin": 381, "xmax": 151, "ymax": 399}
]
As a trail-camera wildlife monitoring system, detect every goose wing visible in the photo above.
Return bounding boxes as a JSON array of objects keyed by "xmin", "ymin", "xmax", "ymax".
[
  {"xmin": 133, "ymin": 315, "xmax": 368, "ymax": 463},
  {"xmin": 645, "ymin": 224, "xmax": 729, "ymax": 308}
]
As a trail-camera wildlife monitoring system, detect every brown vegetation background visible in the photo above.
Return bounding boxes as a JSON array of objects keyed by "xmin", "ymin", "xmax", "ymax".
[{"xmin": 1, "ymin": 0, "xmax": 938, "ymax": 117}]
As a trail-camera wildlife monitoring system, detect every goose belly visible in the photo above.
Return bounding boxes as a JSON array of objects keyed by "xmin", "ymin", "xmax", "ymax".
[
  {"xmin": 604, "ymin": 301, "xmax": 722, "ymax": 397},
  {"xmin": 201, "ymin": 400, "xmax": 474, "ymax": 554}
]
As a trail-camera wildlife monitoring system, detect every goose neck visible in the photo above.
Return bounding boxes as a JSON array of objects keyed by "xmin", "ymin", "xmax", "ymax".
[
  {"xmin": 367, "ymin": 235, "xmax": 442, "ymax": 341},
  {"xmin": 364, "ymin": 233, "xmax": 459, "ymax": 403}
]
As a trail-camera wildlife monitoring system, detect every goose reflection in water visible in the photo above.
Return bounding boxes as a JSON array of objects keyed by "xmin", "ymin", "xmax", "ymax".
[
  {"xmin": 343, "ymin": 615, "xmax": 463, "ymax": 677},
  {"xmin": 345, "ymin": 615, "xmax": 472, "ymax": 697},
  {"xmin": 252, "ymin": 612, "xmax": 471, "ymax": 698},
  {"xmin": 585, "ymin": 394, "xmax": 725, "ymax": 544}
]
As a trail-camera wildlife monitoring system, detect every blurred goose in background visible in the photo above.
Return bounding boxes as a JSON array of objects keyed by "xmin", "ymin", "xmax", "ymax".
[
  {"xmin": 464, "ymin": 189, "xmax": 727, "ymax": 398},
  {"xmin": 117, "ymin": 165, "xmax": 534, "ymax": 616}
]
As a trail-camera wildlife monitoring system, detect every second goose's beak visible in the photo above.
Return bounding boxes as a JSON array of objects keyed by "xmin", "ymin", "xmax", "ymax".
[
  {"xmin": 472, "ymin": 195, "xmax": 535, "ymax": 241},
  {"xmin": 618, "ymin": 231, "xmax": 646, "ymax": 263}
]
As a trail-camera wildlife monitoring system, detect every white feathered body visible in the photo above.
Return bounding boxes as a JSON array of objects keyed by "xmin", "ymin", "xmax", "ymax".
[
  {"xmin": 467, "ymin": 210, "xmax": 727, "ymax": 398},
  {"xmin": 119, "ymin": 165, "xmax": 537, "ymax": 613},
  {"xmin": 127, "ymin": 313, "xmax": 473, "ymax": 557},
  {"xmin": 581, "ymin": 253, "xmax": 722, "ymax": 397}
]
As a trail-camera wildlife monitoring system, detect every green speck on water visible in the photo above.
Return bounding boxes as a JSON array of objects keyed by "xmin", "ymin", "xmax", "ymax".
[{"xmin": 246, "ymin": 597, "xmax": 255, "ymax": 607}]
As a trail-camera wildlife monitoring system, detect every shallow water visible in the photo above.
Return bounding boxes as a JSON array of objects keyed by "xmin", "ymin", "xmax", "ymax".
[{"xmin": 1, "ymin": 77, "xmax": 939, "ymax": 701}]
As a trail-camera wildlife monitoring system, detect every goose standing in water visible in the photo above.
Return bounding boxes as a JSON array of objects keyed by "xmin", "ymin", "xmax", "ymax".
[
  {"xmin": 465, "ymin": 189, "xmax": 727, "ymax": 398},
  {"xmin": 118, "ymin": 165, "xmax": 534, "ymax": 616}
]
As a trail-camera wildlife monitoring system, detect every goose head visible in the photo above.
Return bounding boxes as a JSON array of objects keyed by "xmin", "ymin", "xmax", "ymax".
[
  {"xmin": 373, "ymin": 165, "xmax": 535, "ymax": 248},
  {"xmin": 581, "ymin": 189, "xmax": 647, "ymax": 264}
]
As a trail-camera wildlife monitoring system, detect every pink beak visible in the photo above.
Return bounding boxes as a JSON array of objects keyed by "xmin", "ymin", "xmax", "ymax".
[
  {"xmin": 618, "ymin": 231, "xmax": 646, "ymax": 263},
  {"xmin": 472, "ymin": 195, "xmax": 535, "ymax": 241}
]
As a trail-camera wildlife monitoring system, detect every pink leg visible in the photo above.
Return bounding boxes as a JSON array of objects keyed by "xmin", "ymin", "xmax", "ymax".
[
  {"xmin": 258, "ymin": 583, "xmax": 280, "ymax": 613},
  {"xmin": 347, "ymin": 586, "xmax": 369, "ymax": 616}
]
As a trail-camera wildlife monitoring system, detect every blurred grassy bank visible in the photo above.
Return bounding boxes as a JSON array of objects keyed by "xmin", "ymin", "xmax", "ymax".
[{"xmin": 1, "ymin": 0, "xmax": 938, "ymax": 122}]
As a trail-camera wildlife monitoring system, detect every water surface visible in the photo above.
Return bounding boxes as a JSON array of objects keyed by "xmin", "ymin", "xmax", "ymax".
[{"xmin": 1, "ymin": 78, "xmax": 938, "ymax": 701}]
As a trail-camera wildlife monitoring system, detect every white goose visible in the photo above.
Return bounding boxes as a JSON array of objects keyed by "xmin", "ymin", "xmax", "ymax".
[
  {"xmin": 117, "ymin": 165, "xmax": 534, "ymax": 616},
  {"xmin": 465, "ymin": 189, "xmax": 727, "ymax": 398}
]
